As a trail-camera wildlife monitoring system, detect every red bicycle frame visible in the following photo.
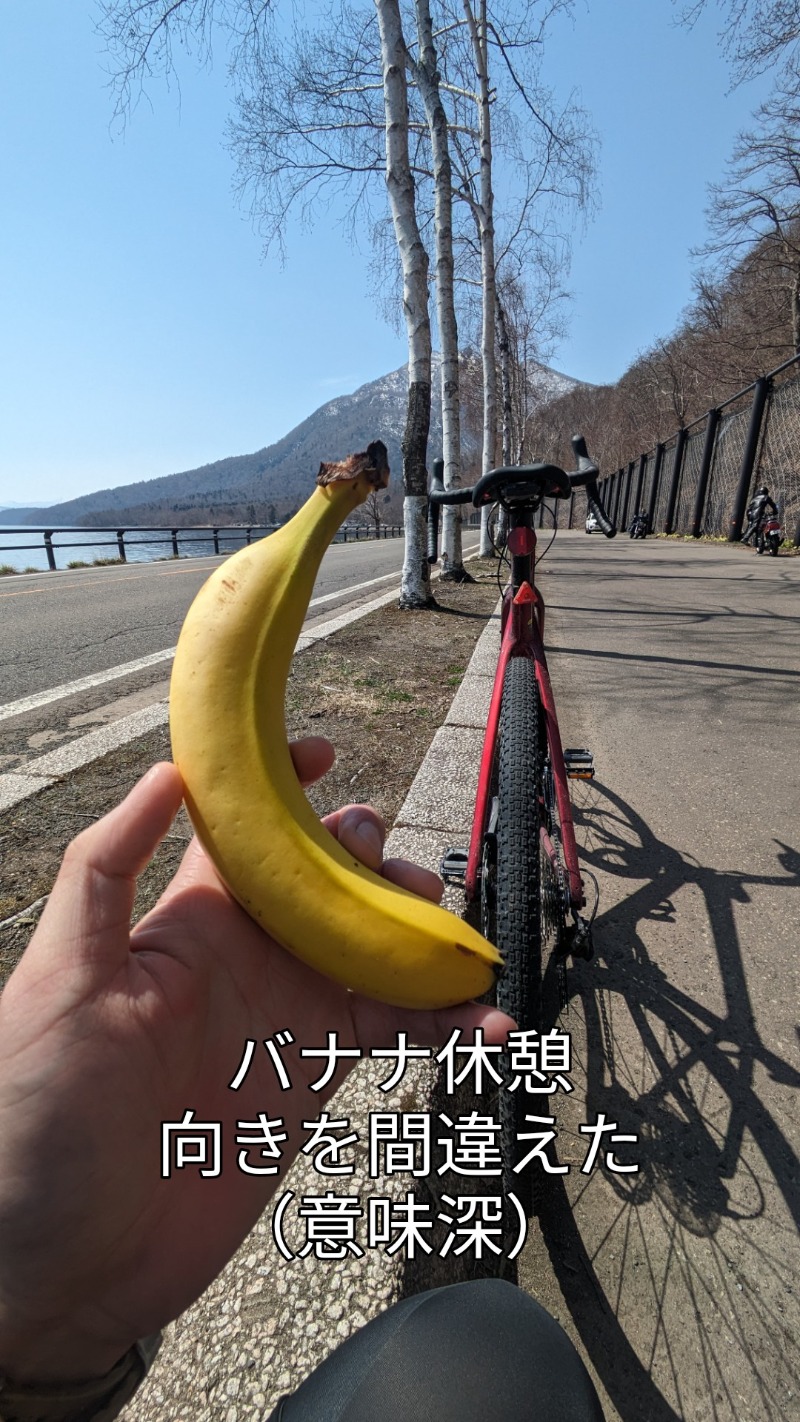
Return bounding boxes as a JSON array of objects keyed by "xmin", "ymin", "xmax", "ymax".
[{"xmin": 463, "ymin": 525, "xmax": 585, "ymax": 911}]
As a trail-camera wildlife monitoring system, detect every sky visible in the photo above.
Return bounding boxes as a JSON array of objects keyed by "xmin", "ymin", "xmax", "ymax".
[{"xmin": 0, "ymin": 1, "xmax": 775, "ymax": 507}]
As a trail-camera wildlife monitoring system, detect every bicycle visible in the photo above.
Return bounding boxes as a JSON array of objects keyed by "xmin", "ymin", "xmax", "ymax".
[{"xmin": 427, "ymin": 435, "xmax": 616, "ymax": 1216}]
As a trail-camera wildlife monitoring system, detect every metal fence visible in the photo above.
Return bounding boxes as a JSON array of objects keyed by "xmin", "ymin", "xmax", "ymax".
[
  {"xmin": 0, "ymin": 521, "xmax": 404, "ymax": 573},
  {"xmin": 596, "ymin": 353, "xmax": 800, "ymax": 545}
]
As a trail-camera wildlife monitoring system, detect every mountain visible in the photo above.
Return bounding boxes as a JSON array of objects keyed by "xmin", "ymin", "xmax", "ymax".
[
  {"xmin": 0, "ymin": 501, "xmax": 52, "ymax": 513},
  {"xmin": 1, "ymin": 361, "xmax": 585, "ymax": 526}
]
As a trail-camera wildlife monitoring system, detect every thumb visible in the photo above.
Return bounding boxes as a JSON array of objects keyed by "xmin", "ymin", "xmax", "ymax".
[{"xmin": 31, "ymin": 762, "xmax": 184, "ymax": 974}]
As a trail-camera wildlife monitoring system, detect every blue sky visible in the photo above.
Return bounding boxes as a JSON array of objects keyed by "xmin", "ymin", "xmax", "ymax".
[{"xmin": 0, "ymin": 1, "xmax": 774, "ymax": 506}]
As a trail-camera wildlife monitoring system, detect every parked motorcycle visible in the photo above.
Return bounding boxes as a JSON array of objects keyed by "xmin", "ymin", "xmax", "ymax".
[
  {"xmin": 629, "ymin": 511, "xmax": 649, "ymax": 539},
  {"xmin": 756, "ymin": 515, "xmax": 782, "ymax": 557}
]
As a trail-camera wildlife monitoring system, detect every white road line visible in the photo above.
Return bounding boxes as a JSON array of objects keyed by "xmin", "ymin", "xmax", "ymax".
[
  {"xmin": 0, "ymin": 568, "xmax": 404, "ymax": 724},
  {"xmin": 0, "ymin": 648, "xmax": 179, "ymax": 724},
  {"xmin": 0, "ymin": 585, "xmax": 400, "ymax": 812},
  {"xmin": 0, "ymin": 542, "xmax": 483, "ymax": 813}
]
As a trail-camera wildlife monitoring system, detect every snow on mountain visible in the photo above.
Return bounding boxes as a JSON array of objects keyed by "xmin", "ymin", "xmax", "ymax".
[{"xmin": 4, "ymin": 359, "xmax": 586, "ymax": 525}]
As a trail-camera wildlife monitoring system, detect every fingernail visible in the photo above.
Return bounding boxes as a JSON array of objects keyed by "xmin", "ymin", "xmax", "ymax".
[{"xmin": 356, "ymin": 821, "xmax": 383, "ymax": 860}]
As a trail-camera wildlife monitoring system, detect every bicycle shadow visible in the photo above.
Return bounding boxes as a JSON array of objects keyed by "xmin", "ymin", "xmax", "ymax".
[{"xmin": 529, "ymin": 780, "xmax": 800, "ymax": 1422}]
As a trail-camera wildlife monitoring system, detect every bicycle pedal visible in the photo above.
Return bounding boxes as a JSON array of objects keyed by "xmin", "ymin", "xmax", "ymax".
[
  {"xmin": 564, "ymin": 748, "xmax": 595, "ymax": 780},
  {"xmin": 440, "ymin": 847, "xmax": 468, "ymax": 885}
]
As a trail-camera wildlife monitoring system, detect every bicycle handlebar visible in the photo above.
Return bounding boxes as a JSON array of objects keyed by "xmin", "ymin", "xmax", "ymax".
[
  {"xmin": 426, "ymin": 434, "xmax": 616, "ymax": 562},
  {"xmin": 569, "ymin": 434, "xmax": 616, "ymax": 539}
]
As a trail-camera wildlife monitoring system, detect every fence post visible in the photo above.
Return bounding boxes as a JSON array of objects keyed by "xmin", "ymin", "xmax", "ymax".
[
  {"xmin": 691, "ymin": 407, "xmax": 720, "ymax": 537},
  {"xmin": 633, "ymin": 452, "xmax": 647, "ymax": 515},
  {"xmin": 171, "ymin": 529, "xmax": 180, "ymax": 557},
  {"xmin": 43, "ymin": 531, "xmax": 56, "ymax": 571},
  {"xmin": 116, "ymin": 530, "xmax": 126, "ymax": 562},
  {"xmin": 620, "ymin": 460, "xmax": 635, "ymax": 531},
  {"xmin": 615, "ymin": 468, "xmax": 627, "ymax": 525},
  {"xmin": 728, "ymin": 376, "xmax": 770, "ymax": 541},
  {"xmin": 664, "ymin": 427, "xmax": 687, "ymax": 534},
  {"xmin": 613, "ymin": 468, "xmax": 625, "ymax": 525},
  {"xmin": 611, "ymin": 474, "xmax": 622, "ymax": 526},
  {"xmin": 647, "ymin": 444, "xmax": 664, "ymax": 531},
  {"xmin": 211, "ymin": 528, "xmax": 219, "ymax": 555}
]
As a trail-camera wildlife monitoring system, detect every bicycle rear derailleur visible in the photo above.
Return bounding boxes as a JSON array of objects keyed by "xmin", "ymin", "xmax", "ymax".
[{"xmin": 561, "ymin": 912, "xmax": 594, "ymax": 961}]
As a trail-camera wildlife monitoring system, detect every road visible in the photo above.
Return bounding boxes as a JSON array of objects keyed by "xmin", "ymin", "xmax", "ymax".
[
  {"xmin": 0, "ymin": 537, "xmax": 412, "ymax": 697},
  {"xmin": 0, "ymin": 535, "xmax": 449, "ymax": 787}
]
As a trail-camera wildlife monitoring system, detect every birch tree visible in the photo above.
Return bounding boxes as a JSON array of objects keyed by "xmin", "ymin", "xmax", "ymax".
[
  {"xmin": 460, "ymin": 0, "xmax": 498, "ymax": 554},
  {"xmin": 432, "ymin": 0, "xmax": 595, "ymax": 552},
  {"xmin": 681, "ymin": 0, "xmax": 800, "ymax": 89},
  {"xmin": 99, "ymin": 0, "xmax": 593, "ymax": 591},
  {"xmin": 406, "ymin": 0, "xmax": 467, "ymax": 578},
  {"xmin": 375, "ymin": 0, "xmax": 434, "ymax": 606}
]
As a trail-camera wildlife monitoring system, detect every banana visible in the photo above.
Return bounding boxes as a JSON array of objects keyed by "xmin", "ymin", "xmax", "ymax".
[{"xmin": 169, "ymin": 441, "xmax": 501, "ymax": 1009}]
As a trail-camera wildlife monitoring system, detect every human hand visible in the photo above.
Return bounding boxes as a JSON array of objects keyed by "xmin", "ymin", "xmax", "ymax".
[{"xmin": 0, "ymin": 742, "xmax": 512, "ymax": 1386}]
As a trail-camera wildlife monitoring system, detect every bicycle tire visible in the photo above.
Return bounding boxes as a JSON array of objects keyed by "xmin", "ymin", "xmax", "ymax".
[{"xmin": 494, "ymin": 655, "xmax": 543, "ymax": 1216}]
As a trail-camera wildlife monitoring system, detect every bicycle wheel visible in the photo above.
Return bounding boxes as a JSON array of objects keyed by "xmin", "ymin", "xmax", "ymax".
[{"xmin": 493, "ymin": 655, "xmax": 543, "ymax": 1215}]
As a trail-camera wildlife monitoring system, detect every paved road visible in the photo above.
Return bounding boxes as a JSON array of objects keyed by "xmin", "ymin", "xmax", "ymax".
[
  {"xmin": 0, "ymin": 537, "xmax": 420, "ymax": 783},
  {"xmin": 515, "ymin": 534, "xmax": 800, "ymax": 1422},
  {"xmin": 0, "ymin": 534, "xmax": 481, "ymax": 790},
  {"xmin": 0, "ymin": 536, "xmax": 411, "ymax": 698}
]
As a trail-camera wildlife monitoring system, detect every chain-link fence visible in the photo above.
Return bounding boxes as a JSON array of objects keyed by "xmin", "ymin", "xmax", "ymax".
[
  {"xmin": 599, "ymin": 353, "xmax": 800, "ymax": 545},
  {"xmin": 653, "ymin": 441, "xmax": 676, "ymax": 533},
  {"xmin": 704, "ymin": 396, "xmax": 751, "ymax": 536},
  {"xmin": 756, "ymin": 371, "xmax": 800, "ymax": 543}
]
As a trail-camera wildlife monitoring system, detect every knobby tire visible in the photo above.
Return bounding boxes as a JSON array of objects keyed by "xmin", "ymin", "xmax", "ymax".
[{"xmin": 494, "ymin": 655, "xmax": 543, "ymax": 1219}]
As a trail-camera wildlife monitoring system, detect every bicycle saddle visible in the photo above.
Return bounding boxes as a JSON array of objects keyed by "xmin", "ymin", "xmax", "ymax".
[{"xmin": 472, "ymin": 463, "xmax": 572, "ymax": 507}]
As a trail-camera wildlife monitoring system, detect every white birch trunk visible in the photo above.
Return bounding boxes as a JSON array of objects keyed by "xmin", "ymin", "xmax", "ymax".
[
  {"xmin": 375, "ymin": 0, "xmax": 433, "ymax": 608},
  {"xmin": 495, "ymin": 293, "xmax": 512, "ymax": 546},
  {"xmin": 413, "ymin": 0, "xmax": 465, "ymax": 578},
  {"xmin": 464, "ymin": 0, "xmax": 498, "ymax": 557}
]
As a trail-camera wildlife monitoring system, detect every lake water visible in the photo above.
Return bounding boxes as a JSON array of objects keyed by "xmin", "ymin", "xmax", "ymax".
[
  {"xmin": 0, "ymin": 521, "xmax": 388, "ymax": 574},
  {"xmin": 0, "ymin": 525, "xmax": 273, "ymax": 574}
]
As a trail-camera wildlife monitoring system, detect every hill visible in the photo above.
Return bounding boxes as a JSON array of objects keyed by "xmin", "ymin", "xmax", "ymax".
[{"xmin": 2, "ymin": 360, "xmax": 583, "ymax": 526}]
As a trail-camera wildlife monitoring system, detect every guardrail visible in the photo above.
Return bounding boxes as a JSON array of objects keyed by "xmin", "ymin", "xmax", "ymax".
[{"xmin": 0, "ymin": 522, "xmax": 404, "ymax": 573}]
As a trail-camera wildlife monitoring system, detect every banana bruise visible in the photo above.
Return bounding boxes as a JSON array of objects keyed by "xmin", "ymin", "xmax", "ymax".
[{"xmin": 169, "ymin": 441, "xmax": 501, "ymax": 1009}]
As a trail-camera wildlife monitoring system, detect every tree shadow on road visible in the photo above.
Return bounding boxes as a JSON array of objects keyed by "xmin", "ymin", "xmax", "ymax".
[{"xmin": 532, "ymin": 780, "xmax": 800, "ymax": 1422}]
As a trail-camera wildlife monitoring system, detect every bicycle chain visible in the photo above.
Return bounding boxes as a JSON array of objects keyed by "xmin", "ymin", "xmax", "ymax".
[{"xmin": 540, "ymin": 760, "xmax": 570, "ymax": 1015}]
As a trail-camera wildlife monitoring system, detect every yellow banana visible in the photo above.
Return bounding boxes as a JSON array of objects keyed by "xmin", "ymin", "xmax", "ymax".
[{"xmin": 169, "ymin": 441, "xmax": 501, "ymax": 1009}]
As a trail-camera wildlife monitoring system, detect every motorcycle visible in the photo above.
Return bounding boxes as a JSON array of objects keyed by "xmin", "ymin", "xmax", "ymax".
[
  {"xmin": 629, "ymin": 511, "xmax": 648, "ymax": 539},
  {"xmin": 756, "ymin": 515, "xmax": 782, "ymax": 557}
]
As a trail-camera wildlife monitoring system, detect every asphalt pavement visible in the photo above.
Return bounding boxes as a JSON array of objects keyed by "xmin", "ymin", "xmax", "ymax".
[{"xmin": 0, "ymin": 535, "xmax": 412, "ymax": 699}]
